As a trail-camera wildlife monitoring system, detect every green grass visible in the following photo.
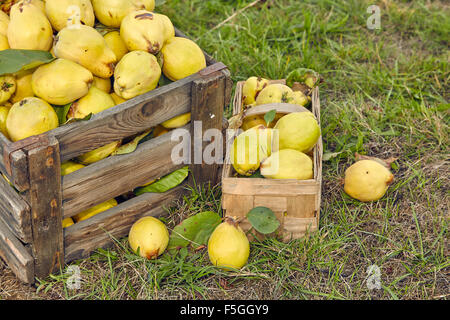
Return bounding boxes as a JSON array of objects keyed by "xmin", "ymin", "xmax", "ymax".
[{"xmin": 1, "ymin": 0, "xmax": 448, "ymax": 300}]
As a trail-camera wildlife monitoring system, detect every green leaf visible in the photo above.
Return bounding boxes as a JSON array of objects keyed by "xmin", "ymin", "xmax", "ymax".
[
  {"xmin": 158, "ymin": 73, "xmax": 173, "ymax": 87},
  {"xmin": 134, "ymin": 166, "xmax": 189, "ymax": 195},
  {"xmin": 0, "ymin": 49, "xmax": 55, "ymax": 76},
  {"xmin": 53, "ymin": 103, "xmax": 72, "ymax": 126},
  {"xmin": 64, "ymin": 112, "xmax": 93, "ymax": 125},
  {"xmin": 264, "ymin": 109, "xmax": 277, "ymax": 127},
  {"xmin": 167, "ymin": 211, "xmax": 222, "ymax": 250},
  {"xmin": 93, "ymin": 23, "xmax": 117, "ymax": 36},
  {"xmin": 246, "ymin": 206, "xmax": 280, "ymax": 234},
  {"xmin": 111, "ymin": 130, "xmax": 152, "ymax": 156},
  {"xmin": 286, "ymin": 68, "xmax": 320, "ymax": 88},
  {"xmin": 322, "ymin": 151, "xmax": 344, "ymax": 161},
  {"xmin": 247, "ymin": 170, "xmax": 264, "ymax": 179}
]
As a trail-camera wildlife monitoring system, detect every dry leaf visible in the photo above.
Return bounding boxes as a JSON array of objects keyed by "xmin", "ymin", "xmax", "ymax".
[{"xmin": 355, "ymin": 153, "xmax": 398, "ymax": 169}]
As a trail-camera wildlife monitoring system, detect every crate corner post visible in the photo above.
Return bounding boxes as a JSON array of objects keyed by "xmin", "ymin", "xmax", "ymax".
[
  {"xmin": 27, "ymin": 135, "xmax": 64, "ymax": 280},
  {"xmin": 189, "ymin": 66, "xmax": 230, "ymax": 188}
]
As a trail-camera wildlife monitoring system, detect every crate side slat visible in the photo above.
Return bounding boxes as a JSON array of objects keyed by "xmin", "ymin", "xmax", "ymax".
[
  {"xmin": 9, "ymin": 150, "xmax": 30, "ymax": 192},
  {"xmin": 62, "ymin": 126, "xmax": 190, "ymax": 219},
  {"xmin": 53, "ymin": 74, "xmax": 195, "ymax": 162},
  {"xmin": 64, "ymin": 183, "xmax": 187, "ymax": 262},
  {"xmin": 0, "ymin": 218, "xmax": 35, "ymax": 284},
  {"xmin": 0, "ymin": 174, "xmax": 32, "ymax": 243}
]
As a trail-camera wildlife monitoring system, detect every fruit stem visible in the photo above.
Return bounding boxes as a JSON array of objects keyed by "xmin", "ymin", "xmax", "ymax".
[{"xmin": 224, "ymin": 216, "xmax": 239, "ymax": 227}]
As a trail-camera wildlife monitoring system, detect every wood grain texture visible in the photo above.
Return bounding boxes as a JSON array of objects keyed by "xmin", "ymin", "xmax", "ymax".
[
  {"xmin": 27, "ymin": 136, "xmax": 64, "ymax": 279},
  {"xmin": 64, "ymin": 183, "xmax": 187, "ymax": 262},
  {"xmin": 62, "ymin": 125, "xmax": 189, "ymax": 219},
  {"xmin": 0, "ymin": 132, "xmax": 11, "ymax": 176},
  {"xmin": 0, "ymin": 218, "xmax": 34, "ymax": 284},
  {"xmin": 287, "ymin": 195, "xmax": 317, "ymax": 219},
  {"xmin": 9, "ymin": 150, "xmax": 29, "ymax": 192},
  {"xmin": 222, "ymin": 178, "xmax": 320, "ymax": 196},
  {"xmin": 53, "ymin": 77, "xmax": 196, "ymax": 162},
  {"xmin": 0, "ymin": 174, "xmax": 32, "ymax": 243},
  {"xmin": 190, "ymin": 71, "xmax": 227, "ymax": 187}
]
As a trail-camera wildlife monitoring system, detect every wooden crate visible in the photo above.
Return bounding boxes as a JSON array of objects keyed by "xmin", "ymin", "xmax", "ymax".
[
  {"xmin": 221, "ymin": 80, "xmax": 323, "ymax": 242},
  {"xmin": 0, "ymin": 29, "xmax": 232, "ymax": 284}
]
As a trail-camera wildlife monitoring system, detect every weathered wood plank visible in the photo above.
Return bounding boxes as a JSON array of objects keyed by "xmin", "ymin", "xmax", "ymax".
[
  {"xmin": 27, "ymin": 136, "xmax": 64, "ymax": 279},
  {"xmin": 9, "ymin": 149, "xmax": 29, "ymax": 192},
  {"xmin": 0, "ymin": 214, "xmax": 35, "ymax": 284},
  {"xmin": 53, "ymin": 75, "xmax": 196, "ymax": 162},
  {"xmin": 0, "ymin": 133, "xmax": 11, "ymax": 179},
  {"xmin": 190, "ymin": 71, "xmax": 227, "ymax": 187},
  {"xmin": 62, "ymin": 126, "xmax": 190, "ymax": 219},
  {"xmin": 222, "ymin": 178, "xmax": 320, "ymax": 196},
  {"xmin": 64, "ymin": 183, "xmax": 187, "ymax": 262},
  {"xmin": 0, "ymin": 173, "xmax": 32, "ymax": 243}
]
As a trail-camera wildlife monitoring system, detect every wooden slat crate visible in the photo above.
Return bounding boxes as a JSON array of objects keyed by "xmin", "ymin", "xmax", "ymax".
[
  {"xmin": 222, "ymin": 80, "xmax": 323, "ymax": 242},
  {"xmin": 0, "ymin": 29, "xmax": 232, "ymax": 284}
]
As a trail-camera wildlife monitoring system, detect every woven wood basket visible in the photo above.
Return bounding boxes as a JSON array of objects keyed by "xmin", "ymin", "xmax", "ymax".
[{"xmin": 221, "ymin": 79, "xmax": 323, "ymax": 242}]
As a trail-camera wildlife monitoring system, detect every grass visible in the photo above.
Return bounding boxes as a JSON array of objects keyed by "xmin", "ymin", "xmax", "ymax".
[{"xmin": 0, "ymin": 0, "xmax": 448, "ymax": 300}]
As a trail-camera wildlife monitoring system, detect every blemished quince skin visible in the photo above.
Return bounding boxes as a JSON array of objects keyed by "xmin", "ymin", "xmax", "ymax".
[
  {"xmin": 255, "ymin": 83, "xmax": 293, "ymax": 105},
  {"xmin": 344, "ymin": 159, "xmax": 394, "ymax": 202},
  {"xmin": 128, "ymin": 216, "xmax": 169, "ymax": 259},
  {"xmin": 113, "ymin": 50, "xmax": 161, "ymax": 100},
  {"xmin": 120, "ymin": 10, "xmax": 165, "ymax": 54},
  {"xmin": 45, "ymin": 0, "xmax": 95, "ymax": 31},
  {"xmin": 91, "ymin": 0, "xmax": 141, "ymax": 28},
  {"xmin": 0, "ymin": 75, "xmax": 16, "ymax": 104},
  {"xmin": 7, "ymin": 1, "xmax": 53, "ymax": 51},
  {"xmin": 54, "ymin": 25, "xmax": 117, "ymax": 78},
  {"xmin": 6, "ymin": 97, "xmax": 59, "ymax": 142},
  {"xmin": 242, "ymin": 76, "xmax": 269, "ymax": 106},
  {"xmin": 68, "ymin": 86, "xmax": 116, "ymax": 120}
]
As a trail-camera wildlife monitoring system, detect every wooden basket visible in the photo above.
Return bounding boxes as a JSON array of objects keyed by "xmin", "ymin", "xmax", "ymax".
[
  {"xmin": 0, "ymin": 29, "xmax": 232, "ymax": 284},
  {"xmin": 221, "ymin": 79, "xmax": 323, "ymax": 242}
]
